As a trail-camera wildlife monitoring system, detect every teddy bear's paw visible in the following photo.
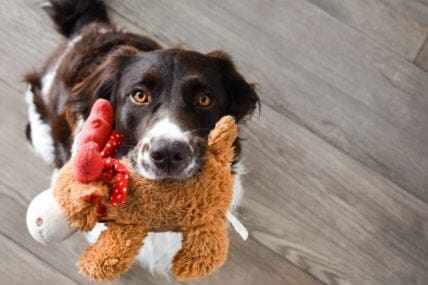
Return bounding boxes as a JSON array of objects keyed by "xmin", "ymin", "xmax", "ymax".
[
  {"xmin": 78, "ymin": 255, "xmax": 123, "ymax": 281},
  {"xmin": 172, "ymin": 253, "xmax": 220, "ymax": 281}
]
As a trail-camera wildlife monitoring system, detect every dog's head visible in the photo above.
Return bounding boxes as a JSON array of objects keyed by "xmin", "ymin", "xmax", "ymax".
[{"xmin": 68, "ymin": 46, "xmax": 259, "ymax": 179}]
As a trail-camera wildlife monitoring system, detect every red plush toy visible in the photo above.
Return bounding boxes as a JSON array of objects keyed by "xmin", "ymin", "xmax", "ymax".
[{"xmin": 73, "ymin": 99, "xmax": 128, "ymax": 207}]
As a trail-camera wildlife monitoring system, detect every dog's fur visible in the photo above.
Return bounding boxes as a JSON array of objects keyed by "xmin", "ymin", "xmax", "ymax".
[{"xmin": 24, "ymin": 0, "xmax": 259, "ymax": 277}]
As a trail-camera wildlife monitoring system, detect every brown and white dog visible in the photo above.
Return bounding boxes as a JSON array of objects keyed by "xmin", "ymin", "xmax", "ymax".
[{"xmin": 24, "ymin": 0, "xmax": 259, "ymax": 276}]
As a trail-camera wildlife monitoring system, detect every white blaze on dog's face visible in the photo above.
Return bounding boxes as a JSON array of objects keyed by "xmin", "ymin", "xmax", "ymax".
[{"xmin": 136, "ymin": 117, "xmax": 199, "ymax": 180}]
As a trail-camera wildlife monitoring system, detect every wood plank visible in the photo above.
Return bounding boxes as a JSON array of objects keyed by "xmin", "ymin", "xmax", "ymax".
[
  {"xmin": 383, "ymin": 0, "xmax": 428, "ymax": 31},
  {"xmin": 415, "ymin": 37, "xmax": 428, "ymax": 71},
  {"xmin": 109, "ymin": 0, "xmax": 428, "ymax": 202},
  {"xmin": 0, "ymin": 233, "xmax": 77, "ymax": 285},
  {"xmin": 192, "ymin": 234, "xmax": 322, "ymax": 285},
  {"xmin": 0, "ymin": 0, "xmax": 62, "ymax": 87},
  {"xmin": 239, "ymin": 105, "xmax": 428, "ymax": 285},
  {"xmin": 306, "ymin": 0, "xmax": 428, "ymax": 60}
]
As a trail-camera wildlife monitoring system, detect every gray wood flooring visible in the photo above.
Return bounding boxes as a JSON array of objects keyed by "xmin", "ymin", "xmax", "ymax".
[{"xmin": 0, "ymin": 1, "xmax": 427, "ymax": 284}]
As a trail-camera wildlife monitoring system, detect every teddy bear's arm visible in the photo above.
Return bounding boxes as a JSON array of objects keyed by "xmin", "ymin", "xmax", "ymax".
[
  {"xmin": 78, "ymin": 223, "xmax": 148, "ymax": 281},
  {"xmin": 172, "ymin": 220, "xmax": 229, "ymax": 281}
]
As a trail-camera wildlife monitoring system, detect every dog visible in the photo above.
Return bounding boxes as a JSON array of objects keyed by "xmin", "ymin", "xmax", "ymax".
[{"xmin": 24, "ymin": 0, "xmax": 259, "ymax": 277}]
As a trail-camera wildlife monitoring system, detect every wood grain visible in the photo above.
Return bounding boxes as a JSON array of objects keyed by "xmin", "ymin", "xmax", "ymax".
[
  {"xmin": 415, "ymin": 37, "xmax": 428, "ymax": 71},
  {"xmin": 306, "ymin": 0, "xmax": 428, "ymax": 60},
  {"xmin": 382, "ymin": 0, "xmax": 428, "ymax": 31},
  {"xmin": 240, "ymin": 106, "xmax": 428, "ymax": 285},
  {"xmin": 0, "ymin": 0, "xmax": 61, "ymax": 87},
  {"xmin": 1, "ymin": 233, "xmax": 78, "ymax": 285}
]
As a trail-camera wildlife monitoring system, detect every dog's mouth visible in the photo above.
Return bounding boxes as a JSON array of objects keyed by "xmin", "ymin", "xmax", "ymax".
[
  {"xmin": 127, "ymin": 133, "xmax": 206, "ymax": 180},
  {"xmin": 130, "ymin": 138, "xmax": 206, "ymax": 180},
  {"xmin": 124, "ymin": 117, "xmax": 207, "ymax": 180},
  {"xmin": 136, "ymin": 154, "xmax": 202, "ymax": 180}
]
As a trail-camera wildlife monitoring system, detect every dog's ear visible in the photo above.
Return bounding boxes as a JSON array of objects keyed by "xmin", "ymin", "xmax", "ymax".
[
  {"xmin": 207, "ymin": 50, "xmax": 260, "ymax": 122},
  {"xmin": 66, "ymin": 46, "xmax": 139, "ymax": 121}
]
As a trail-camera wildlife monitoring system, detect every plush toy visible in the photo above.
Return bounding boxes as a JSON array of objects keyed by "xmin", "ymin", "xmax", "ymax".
[
  {"xmin": 27, "ymin": 99, "xmax": 239, "ymax": 281},
  {"xmin": 26, "ymin": 99, "xmax": 128, "ymax": 245}
]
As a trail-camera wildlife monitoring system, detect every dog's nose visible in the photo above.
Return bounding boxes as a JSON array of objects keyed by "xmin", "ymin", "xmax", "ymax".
[{"xmin": 149, "ymin": 139, "xmax": 191, "ymax": 170}]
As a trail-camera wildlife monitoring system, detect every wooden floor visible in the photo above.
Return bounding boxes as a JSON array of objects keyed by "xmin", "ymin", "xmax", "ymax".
[{"xmin": 1, "ymin": 0, "xmax": 428, "ymax": 284}]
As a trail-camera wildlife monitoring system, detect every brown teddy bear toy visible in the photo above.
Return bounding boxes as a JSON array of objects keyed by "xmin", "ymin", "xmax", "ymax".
[{"xmin": 51, "ymin": 110, "xmax": 238, "ymax": 281}]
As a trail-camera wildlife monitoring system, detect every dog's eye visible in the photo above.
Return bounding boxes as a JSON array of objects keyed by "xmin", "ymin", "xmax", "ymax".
[
  {"xmin": 130, "ymin": 89, "xmax": 149, "ymax": 104},
  {"xmin": 195, "ymin": 94, "xmax": 213, "ymax": 108}
]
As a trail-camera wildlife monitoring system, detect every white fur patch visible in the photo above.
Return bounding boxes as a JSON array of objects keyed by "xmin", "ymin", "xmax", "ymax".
[
  {"xmin": 137, "ymin": 117, "xmax": 195, "ymax": 179},
  {"xmin": 70, "ymin": 116, "xmax": 85, "ymax": 157},
  {"xmin": 40, "ymin": 1, "xmax": 52, "ymax": 9},
  {"xmin": 84, "ymin": 223, "xmax": 106, "ymax": 244},
  {"xmin": 143, "ymin": 118, "xmax": 188, "ymax": 145},
  {"xmin": 25, "ymin": 86, "xmax": 55, "ymax": 164},
  {"xmin": 29, "ymin": 34, "xmax": 83, "ymax": 164},
  {"xmin": 41, "ymin": 35, "xmax": 82, "ymax": 102},
  {"xmin": 85, "ymin": 224, "xmax": 182, "ymax": 278},
  {"xmin": 136, "ymin": 150, "xmax": 157, "ymax": 179},
  {"xmin": 137, "ymin": 232, "xmax": 183, "ymax": 277},
  {"xmin": 50, "ymin": 168, "xmax": 59, "ymax": 189},
  {"xmin": 41, "ymin": 71, "xmax": 56, "ymax": 102}
]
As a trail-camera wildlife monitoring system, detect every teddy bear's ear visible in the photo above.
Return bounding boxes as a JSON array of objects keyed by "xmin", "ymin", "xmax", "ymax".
[{"xmin": 208, "ymin": 116, "xmax": 237, "ymax": 160}]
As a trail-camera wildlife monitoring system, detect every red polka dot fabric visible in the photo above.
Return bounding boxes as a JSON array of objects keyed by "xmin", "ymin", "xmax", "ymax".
[{"xmin": 99, "ymin": 131, "xmax": 129, "ymax": 206}]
